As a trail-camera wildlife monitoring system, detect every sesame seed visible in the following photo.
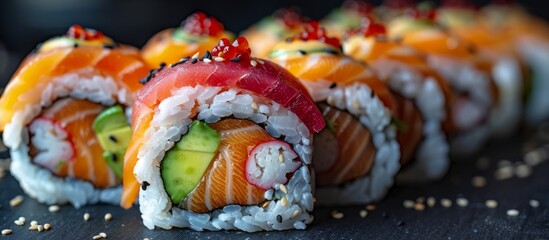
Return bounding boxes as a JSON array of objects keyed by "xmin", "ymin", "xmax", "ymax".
[
  {"xmin": 529, "ymin": 199, "xmax": 540, "ymax": 208},
  {"xmin": 2, "ymin": 229, "xmax": 12, "ymax": 235},
  {"xmin": 506, "ymin": 209, "xmax": 519, "ymax": 217},
  {"xmin": 292, "ymin": 209, "xmax": 301, "ymax": 218},
  {"xmin": 250, "ymin": 60, "xmax": 257, "ymax": 67},
  {"xmin": 515, "ymin": 164, "xmax": 532, "ymax": 178},
  {"xmin": 331, "ymin": 210, "xmax": 344, "ymax": 219},
  {"xmin": 251, "ymin": 102, "xmax": 258, "ymax": 111},
  {"xmin": 416, "ymin": 197, "xmax": 425, "ymax": 203},
  {"xmin": 427, "ymin": 197, "xmax": 436, "ymax": 207},
  {"xmin": 329, "ymin": 83, "xmax": 337, "ymax": 89},
  {"xmin": 403, "ymin": 200, "xmax": 415, "ymax": 208},
  {"xmin": 497, "ymin": 159, "xmax": 511, "ymax": 168},
  {"xmin": 104, "ymin": 213, "xmax": 112, "ymax": 222},
  {"xmin": 100, "ymin": 232, "xmax": 107, "ymax": 238},
  {"xmin": 10, "ymin": 195, "xmax": 23, "ymax": 207},
  {"xmin": 191, "ymin": 52, "xmax": 199, "ymax": 59},
  {"xmin": 278, "ymin": 153, "xmax": 284, "ymax": 163},
  {"xmin": 203, "ymin": 58, "xmax": 212, "ymax": 63},
  {"xmin": 29, "ymin": 224, "xmax": 38, "ymax": 231},
  {"xmin": 191, "ymin": 58, "xmax": 198, "ymax": 64},
  {"xmin": 49, "ymin": 205, "xmax": 60, "ymax": 212},
  {"xmin": 281, "ymin": 197, "xmax": 288, "ymax": 206},
  {"xmin": 280, "ymin": 184, "xmax": 288, "ymax": 194},
  {"xmin": 84, "ymin": 213, "xmax": 91, "ymax": 221},
  {"xmin": 366, "ymin": 204, "xmax": 376, "ymax": 211},
  {"xmin": 144, "ymin": 238, "xmax": 150, "ymax": 240},
  {"xmin": 93, "ymin": 235, "xmax": 102, "ymax": 240},
  {"xmin": 230, "ymin": 57, "xmax": 241, "ymax": 62},
  {"xmin": 256, "ymin": 59, "xmax": 265, "ymax": 65},
  {"xmin": 472, "ymin": 176, "xmax": 486, "ymax": 187},
  {"xmin": 261, "ymin": 201, "xmax": 271, "ymax": 208},
  {"xmin": 456, "ymin": 198, "xmax": 469, "ymax": 207},
  {"xmin": 495, "ymin": 166, "xmax": 514, "ymax": 180},
  {"xmin": 397, "ymin": 220, "xmax": 405, "ymax": 227},
  {"xmin": 414, "ymin": 203, "xmax": 425, "ymax": 211},
  {"xmin": 37, "ymin": 225, "xmax": 44, "ymax": 232},
  {"xmin": 214, "ymin": 57, "xmax": 225, "ymax": 62},
  {"xmin": 485, "ymin": 200, "xmax": 498, "ymax": 208},
  {"xmin": 276, "ymin": 215, "xmax": 283, "ymax": 223},
  {"xmin": 202, "ymin": 51, "xmax": 212, "ymax": 60},
  {"xmin": 298, "ymin": 50, "xmax": 307, "ymax": 55},
  {"xmin": 524, "ymin": 149, "xmax": 546, "ymax": 166},
  {"xmin": 359, "ymin": 210, "xmax": 368, "ymax": 218},
  {"xmin": 441, "ymin": 198, "xmax": 452, "ymax": 208},
  {"xmin": 30, "ymin": 221, "xmax": 38, "ymax": 226},
  {"xmin": 44, "ymin": 224, "xmax": 51, "ymax": 231}
]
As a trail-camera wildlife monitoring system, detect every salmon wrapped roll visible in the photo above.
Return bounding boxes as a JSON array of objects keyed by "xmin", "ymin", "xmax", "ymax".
[
  {"xmin": 269, "ymin": 21, "xmax": 400, "ymax": 205},
  {"xmin": 344, "ymin": 19, "xmax": 450, "ymax": 181},
  {"xmin": 388, "ymin": 9, "xmax": 499, "ymax": 155},
  {"xmin": 437, "ymin": 0, "xmax": 523, "ymax": 136},
  {"xmin": 481, "ymin": 2, "xmax": 549, "ymax": 124},
  {"xmin": 241, "ymin": 8, "xmax": 306, "ymax": 58},
  {"xmin": 121, "ymin": 37, "xmax": 324, "ymax": 231},
  {"xmin": 321, "ymin": 0, "xmax": 375, "ymax": 38},
  {"xmin": 141, "ymin": 12, "xmax": 234, "ymax": 69},
  {"xmin": 0, "ymin": 25, "xmax": 149, "ymax": 207}
]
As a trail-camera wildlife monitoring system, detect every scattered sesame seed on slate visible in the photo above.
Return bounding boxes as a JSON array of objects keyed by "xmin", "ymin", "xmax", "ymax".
[
  {"xmin": 485, "ymin": 200, "xmax": 498, "ymax": 208},
  {"xmin": 506, "ymin": 209, "xmax": 519, "ymax": 217}
]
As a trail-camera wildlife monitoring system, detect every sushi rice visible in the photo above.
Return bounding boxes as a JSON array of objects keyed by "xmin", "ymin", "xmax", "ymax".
[
  {"xmin": 135, "ymin": 86, "xmax": 315, "ymax": 231},
  {"xmin": 5, "ymin": 70, "xmax": 131, "ymax": 207}
]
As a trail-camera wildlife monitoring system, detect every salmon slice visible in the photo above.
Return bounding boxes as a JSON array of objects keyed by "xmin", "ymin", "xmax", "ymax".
[
  {"xmin": 314, "ymin": 103, "xmax": 376, "ymax": 187},
  {"xmin": 33, "ymin": 98, "xmax": 118, "ymax": 188},
  {"xmin": 392, "ymin": 94, "xmax": 424, "ymax": 166},
  {"xmin": 183, "ymin": 119, "xmax": 271, "ymax": 213},
  {"xmin": 0, "ymin": 46, "xmax": 149, "ymax": 131}
]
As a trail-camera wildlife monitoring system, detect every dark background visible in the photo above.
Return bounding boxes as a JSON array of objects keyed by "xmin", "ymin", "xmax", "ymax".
[{"xmin": 0, "ymin": 0, "xmax": 548, "ymax": 82}]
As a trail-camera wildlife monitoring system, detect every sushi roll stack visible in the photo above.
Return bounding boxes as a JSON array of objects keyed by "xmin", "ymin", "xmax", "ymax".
[
  {"xmin": 141, "ymin": 12, "xmax": 234, "ymax": 68},
  {"xmin": 269, "ymin": 21, "xmax": 401, "ymax": 205},
  {"xmin": 121, "ymin": 37, "xmax": 325, "ymax": 231},
  {"xmin": 0, "ymin": 25, "xmax": 149, "ymax": 207},
  {"xmin": 343, "ymin": 18, "xmax": 451, "ymax": 182}
]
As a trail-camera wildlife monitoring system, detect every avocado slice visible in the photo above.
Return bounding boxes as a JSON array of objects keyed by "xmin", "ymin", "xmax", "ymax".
[
  {"xmin": 161, "ymin": 121, "xmax": 221, "ymax": 204},
  {"xmin": 92, "ymin": 105, "xmax": 131, "ymax": 179}
]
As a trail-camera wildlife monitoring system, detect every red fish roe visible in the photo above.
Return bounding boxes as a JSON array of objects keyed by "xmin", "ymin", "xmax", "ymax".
[
  {"xmin": 293, "ymin": 21, "xmax": 341, "ymax": 49},
  {"xmin": 349, "ymin": 18, "xmax": 387, "ymax": 37},
  {"xmin": 211, "ymin": 37, "xmax": 252, "ymax": 61},
  {"xmin": 67, "ymin": 25, "xmax": 104, "ymax": 41},
  {"xmin": 181, "ymin": 12, "xmax": 224, "ymax": 36}
]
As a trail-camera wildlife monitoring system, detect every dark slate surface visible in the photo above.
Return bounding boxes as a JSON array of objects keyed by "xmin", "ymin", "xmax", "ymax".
[{"xmin": 1, "ymin": 126, "xmax": 549, "ymax": 240}]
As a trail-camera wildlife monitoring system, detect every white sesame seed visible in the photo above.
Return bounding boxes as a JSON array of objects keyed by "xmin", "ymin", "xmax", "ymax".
[
  {"xmin": 506, "ymin": 209, "xmax": 519, "ymax": 217},
  {"xmin": 14, "ymin": 220, "xmax": 23, "ymax": 226},
  {"xmin": 84, "ymin": 213, "xmax": 91, "ymax": 221},
  {"xmin": 44, "ymin": 224, "xmax": 51, "ymax": 231},
  {"xmin": 93, "ymin": 235, "xmax": 102, "ymax": 240},
  {"xmin": 495, "ymin": 166, "xmax": 514, "ymax": 180},
  {"xmin": 261, "ymin": 201, "xmax": 271, "ymax": 208},
  {"xmin": 524, "ymin": 149, "xmax": 547, "ymax": 166},
  {"xmin": 29, "ymin": 224, "xmax": 38, "ymax": 231},
  {"xmin": 18, "ymin": 217, "xmax": 25, "ymax": 222},
  {"xmin": 104, "ymin": 213, "xmax": 112, "ymax": 222},
  {"xmin": 214, "ymin": 57, "xmax": 225, "ymax": 62},
  {"xmin": 250, "ymin": 60, "xmax": 257, "ymax": 67},
  {"xmin": 529, "ymin": 199, "xmax": 540, "ymax": 208},
  {"xmin": 331, "ymin": 210, "xmax": 344, "ymax": 219},
  {"xmin": 485, "ymin": 200, "xmax": 498, "ymax": 208},
  {"xmin": 279, "ymin": 184, "xmax": 288, "ymax": 194},
  {"xmin": 278, "ymin": 153, "xmax": 284, "ymax": 163},
  {"xmin": 30, "ymin": 220, "xmax": 38, "ymax": 226},
  {"xmin": 1, "ymin": 229, "xmax": 12, "ymax": 235},
  {"xmin": 37, "ymin": 225, "xmax": 44, "ymax": 232},
  {"xmin": 359, "ymin": 210, "xmax": 368, "ymax": 218},
  {"xmin": 256, "ymin": 59, "xmax": 265, "ymax": 65},
  {"xmin": 414, "ymin": 203, "xmax": 425, "ymax": 211},
  {"xmin": 514, "ymin": 164, "xmax": 532, "ymax": 178},
  {"xmin": 191, "ymin": 52, "xmax": 199, "ymax": 59},
  {"xmin": 281, "ymin": 197, "xmax": 288, "ymax": 207},
  {"xmin": 9, "ymin": 195, "xmax": 23, "ymax": 207},
  {"xmin": 203, "ymin": 58, "xmax": 212, "ymax": 63},
  {"xmin": 366, "ymin": 204, "xmax": 376, "ymax": 211},
  {"xmin": 403, "ymin": 200, "xmax": 415, "ymax": 208},
  {"xmin": 100, "ymin": 232, "xmax": 107, "ymax": 238},
  {"xmin": 144, "ymin": 238, "xmax": 150, "ymax": 240},
  {"xmin": 251, "ymin": 102, "xmax": 258, "ymax": 111},
  {"xmin": 441, "ymin": 198, "xmax": 452, "ymax": 208},
  {"xmin": 472, "ymin": 176, "xmax": 486, "ymax": 187},
  {"xmin": 427, "ymin": 197, "xmax": 436, "ymax": 207},
  {"xmin": 292, "ymin": 209, "xmax": 301, "ymax": 218},
  {"xmin": 456, "ymin": 198, "xmax": 469, "ymax": 207},
  {"xmin": 48, "ymin": 205, "xmax": 60, "ymax": 212}
]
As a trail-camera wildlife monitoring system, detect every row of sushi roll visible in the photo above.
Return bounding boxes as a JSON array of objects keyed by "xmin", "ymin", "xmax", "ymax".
[{"xmin": 1, "ymin": 0, "xmax": 548, "ymax": 232}]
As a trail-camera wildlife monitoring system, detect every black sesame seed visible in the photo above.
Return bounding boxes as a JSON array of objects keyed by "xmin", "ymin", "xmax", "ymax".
[
  {"xmin": 298, "ymin": 50, "xmax": 307, "ymax": 55},
  {"xmin": 370, "ymin": 90, "xmax": 375, "ymax": 98},
  {"xmin": 109, "ymin": 135, "xmax": 118, "ymax": 143},
  {"xmin": 159, "ymin": 62, "xmax": 167, "ymax": 68},
  {"xmin": 73, "ymin": 43, "xmax": 79, "ymax": 48},
  {"xmin": 329, "ymin": 83, "xmax": 337, "ymax": 89},
  {"xmin": 103, "ymin": 44, "xmax": 117, "ymax": 49},
  {"xmin": 202, "ymin": 51, "xmax": 212, "ymax": 60},
  {"xmin": 397, "ymin": 220, "xmax": 405, "ymax": 227},
  {"xmin": 171, "ymin": 57, "xmax": 190, "ymax": 67},
  {"xmin": 111, "ymin": 153, "xmax": 118, "ymax": 162},
  {"xmin": 142, "ymin": 181, "xmax": 150, "ymax": 191},
  {"xmin": 230, "ymin": 57, "xmax": 241, "ymax": 62},
  {"xmin": 191, "ymin": 58, "xmax": 198, "ymax": 64},
  {"xmin": 324, "ymin": 48, "xmax": 339, "ymax": 55},
  {"xmin": 276, "ymin": 215, "xmax": 282, "ymax": 223}
]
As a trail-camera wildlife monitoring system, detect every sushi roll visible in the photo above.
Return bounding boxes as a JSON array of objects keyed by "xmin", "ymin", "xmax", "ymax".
[
  {"xmin": 481, "ymin": 1, "xmax": 549, "ymax": 124},
  {"xmin": 437, "ymin": 0, "xmax": 523, "ymax": 137},
  {"xmin": 343, "ymin": 18, "xmax": 451, "ymax": 181},
  {"xmin": 0, "ymin": 25, "xmax": 149, "ymax": 207},
  {"xmin": 269, "ymin": 21, "xmax": 400, "ymax": 205},
  {"xmin": 387, "ymin": 8, "xmax": 499, "ymax": 155},
  {"xmin": 141, "ymin": 12, "xmax": 233, "ymax": 69},
  {"xmin": 120, "ymin": 37, "xmax": 325, "ymax": 231},
  {"xmin": 321, "ymin": 0, "xmax": 375, "ymax": 38},
  {"xmin": 241, "ymin": 8, "xmax": 306, "ymax": 58},
  {"xmin": 374, "ymin": 0, "xmax": 417, "ymax": 23}
]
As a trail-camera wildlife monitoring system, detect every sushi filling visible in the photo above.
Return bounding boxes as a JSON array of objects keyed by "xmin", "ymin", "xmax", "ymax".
[
  {"xmin": 136, "ymin": 86, "xmax": 314, "ymax": 231},
  {"xmin": 29, "ymin": 117, "xmax": 74, "ymax": 173}
]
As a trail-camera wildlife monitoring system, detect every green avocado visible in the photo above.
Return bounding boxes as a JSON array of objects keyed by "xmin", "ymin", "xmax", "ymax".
[
  {"xmin": 92, "ymin": 105, "xmax": 131, "ymax": 179},
  {"xmin": 161, "ymin": 121, "xmax": 221, "ymax": 205}
]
